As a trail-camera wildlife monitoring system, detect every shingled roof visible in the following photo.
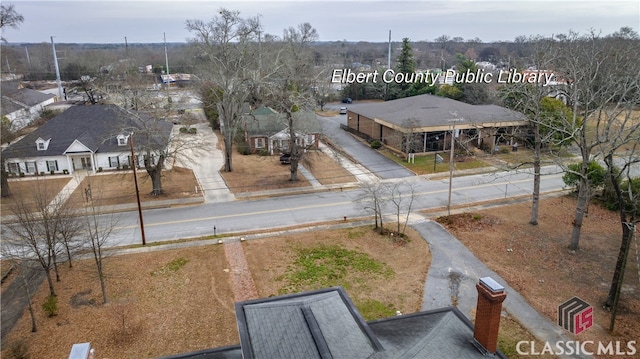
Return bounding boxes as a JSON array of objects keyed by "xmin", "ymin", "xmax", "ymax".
[
  {"xmin": 2, "ymin": 104, "xmax": 172, "ymax": 158},
  {"xmin": 160, "ymin": 287, "xmax": 506, "ymax": 359},
  {"xmin": 1, "ymin": 81, "xmax": 56, "ymax": 117},
  {"xmin": 347, "ymin": 94, "xmax": 526, "ymax": 130}
]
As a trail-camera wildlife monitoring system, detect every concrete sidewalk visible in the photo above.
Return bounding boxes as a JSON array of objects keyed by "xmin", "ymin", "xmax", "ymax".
[
  {"xmin": 173, "ymin": 122, "xmax": 235, "ymax": 203},
  {"xmin": 413, "ymin": 219, "xmax": 591, "ymax": 359}
]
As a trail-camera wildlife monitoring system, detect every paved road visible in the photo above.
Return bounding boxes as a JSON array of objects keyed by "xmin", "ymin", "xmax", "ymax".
[
  {"xmin": 317, "ymin": 111, "xmax": 415, "ymax": 179},
  {"xmin": 105, "ymin": 165, "xmax": 566, "ymax": 247}
]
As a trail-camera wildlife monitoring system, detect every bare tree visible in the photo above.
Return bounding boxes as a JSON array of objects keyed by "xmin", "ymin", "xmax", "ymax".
[
  {"xmin": 4, "ymin": 179, "xmax": 77, "ymax": 297},
  {"xmin": 263, "ymin": 23, "xmax": 319, "ymax": 181},
  {"xmin": 386, "ymin": 181, "xmax": 417, "ymax": 237},
  {"xmin": 0, "ymin": 3, "xmax": 24, "ymax": 42},
  {"xmin": 357, "ymin": 179, "xmax": 386, "ymax": 230},
  {"xmin": 550, "ymin": 30, "xmax": 638, "ymax": 251},
  {"xmin": 586, "ymin": 32, "xmax": 640, "ymax": 326},
  {"xmin": 186, "ymin": 9, "xmax": 262, "ymax": 173},
  {"xmin": 80, "ymin": 178, "xmax": 120, "ymax": 304},
  {"xmin": 498, "ymin": 36, "xmax": 569, "ymax": 225}
]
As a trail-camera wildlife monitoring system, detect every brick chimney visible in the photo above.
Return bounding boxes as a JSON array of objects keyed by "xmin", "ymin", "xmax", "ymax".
[{"xmin": 473, "ymin": 277, "xmax": 507, "ymax": 354}]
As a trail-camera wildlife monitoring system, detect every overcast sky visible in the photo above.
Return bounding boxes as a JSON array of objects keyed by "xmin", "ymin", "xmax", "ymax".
[{"xmin": 2, "ymin": 0, "xmax": 638, "ymax": 44}]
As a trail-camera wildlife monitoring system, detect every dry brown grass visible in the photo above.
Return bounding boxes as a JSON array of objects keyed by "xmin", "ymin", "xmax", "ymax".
[
  {"xmin": 1, "ymin": 226, "xmax": 429, "ymax": 358},
  {"xmin": 437, "ymin": 195, "xmax": 640, "ymax": 358},
  {"xmin": 65, "ymin": 167, "xmax": 202, "ymax": 208},
  {"xmin": 219, "ymin": 148, "xmax": 356, "ymax": 193},
  {"xmin": 1, "ymin": 177, "xmax": 71, "ymax": 215}
]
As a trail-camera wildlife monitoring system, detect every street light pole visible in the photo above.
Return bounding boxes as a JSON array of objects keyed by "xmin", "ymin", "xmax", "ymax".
[
  {"xmin": 447, "ymin": 119, "xmax": 463, "ymax": 216},
  {"xmin": 129, "ymin": 133, "xmax": 146, "ymax": 245}
]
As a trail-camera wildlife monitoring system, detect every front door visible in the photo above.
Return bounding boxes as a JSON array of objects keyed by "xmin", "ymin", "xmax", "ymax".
[{"xmin": 80, "ymin": 156, "xmax": 91, "ymax": 169}]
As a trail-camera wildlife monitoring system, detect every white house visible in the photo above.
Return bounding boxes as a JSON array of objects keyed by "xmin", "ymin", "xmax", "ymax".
[
  {"xmin": 2, "ymin": 104, "xmax": 173, "ymax": 176},
  {"xmin": 1, "ymin": 81, "xmax": 57, "ymax": 130}
]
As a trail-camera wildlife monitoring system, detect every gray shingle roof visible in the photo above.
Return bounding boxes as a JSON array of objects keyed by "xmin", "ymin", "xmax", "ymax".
[
  {"xmin": 2, "ymin": 104, "xmax": 172, "ymax": 158},
  {"xmin": 347, "ymin": 94, "xmax": 526, "ymax": 129},
  {"xmin": 236, "ymin": 287, "xmax": 382, "ymax": 359},
  {"xmin": 1, "ymin": 81, "xmax": 56, "ymax": 116},
  {"xmin": 168, "ymin": 287, "xmax": 507, "ymax": 359},
  {"xmin": 243, "ymin": 110, "xmax": 320, "ymax": 137}
]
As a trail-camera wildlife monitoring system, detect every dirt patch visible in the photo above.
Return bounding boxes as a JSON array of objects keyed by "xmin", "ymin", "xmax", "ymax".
[
  {"xmin": 436, "ymin": 195, "xmax": 640, "ymax": 357},
  {"xmin": 1, "ymin": 225, "xmax": 429, "ymax": 358}
]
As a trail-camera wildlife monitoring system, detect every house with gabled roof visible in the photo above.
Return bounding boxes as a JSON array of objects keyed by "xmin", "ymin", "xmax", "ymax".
[
  {"xmin": 1, "ymin": 81, "xmax": 57, "ymax": 130},
  {"xmin": 2, "ymin": 104, "xmax": 172, "ymax": 176},
  {"xmin": 242, "ymin": 106, "xmax": 321, "ymax": 155},
  {"xmin": 158, "ymin": 280, "xmax": 508, "ymax": 359}
]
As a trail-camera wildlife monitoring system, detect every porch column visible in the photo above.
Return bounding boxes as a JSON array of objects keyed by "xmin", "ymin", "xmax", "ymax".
[
  {"xmin": 66, "ymin": 156, "xmax": 73, "ymax": 174},
  {"xmin": 91, "ymin": 153, "xmax": 97, "ymax": 173}
]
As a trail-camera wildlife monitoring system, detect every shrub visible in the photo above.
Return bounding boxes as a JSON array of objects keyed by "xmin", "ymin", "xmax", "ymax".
[
  {"xmin": 237, "ymin": 143, "xmax": 251, "ymax": 155},
  {"xmin": 6, "ymin": 340, "xmax": 29, "ymax": 359},
  {"xmin": 62, "ymin": 169, "xmax": 69, "ymax": 174},
  {"xmin": 188, "ymin": 127, "xmax": 197, "ymax": 134},
  {"xmin": 370, "ymin": 140, "xmax": 382, "ymax": 149},
  {"xmin": 98, "ymin": 167, "xmax": 103, "ymax": 172},
  {"xmin": 39, "ymin": 171, "xmax": 45, "ymax": 176},
  {"xmin": 258, "ymin": 148, "xmax": 270, "ymax": 156},
  {"xmin": 122, "ymin": 164, "xmax": 129, "ymax": 170},
  {"xmin": 179, "ymin": 127, "xmax": 188, "ymax": 133},
  {"xmin": 49, "ymin": 170, "xmax": 55, "ymax": 175},
  {"xmin": 563, "ymin": 161, "xmax": 606, "ymax": 191},
  {"xmin": 19, "ymin": 172, "xmax": 25, "ymax": 177},
  {"xmin": 42, "ymin": 295, "xmax": 58, "ymax": 317}
]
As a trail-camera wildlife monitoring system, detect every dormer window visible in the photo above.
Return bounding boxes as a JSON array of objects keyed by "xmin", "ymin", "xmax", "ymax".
[
  {"xmin": 117, "ymin": 134, "xmax": 129, "ymax": 146},
  {"xmin": 35, "ymin": 137, "xmax": 50, "ymax": 151}
]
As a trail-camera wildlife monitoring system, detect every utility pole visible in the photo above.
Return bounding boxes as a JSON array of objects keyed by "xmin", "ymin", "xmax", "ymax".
[
  {"xmin": 50, "ymin": 36, "xmax": 63, "ymax": 100},
  {"xmin": 129, "ymin": 133, "xmax": 146, "ymax": 245},
  {"xmin": 447, "ymin": 118, "xmax": 464, "ymax": 215}
]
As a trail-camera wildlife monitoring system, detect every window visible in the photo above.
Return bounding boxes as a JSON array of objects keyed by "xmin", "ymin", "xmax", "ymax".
[
  {"xmin": 46, "ymin": 160, "xmax": 58, "ymax": 172},
  {"xmin": 109, "ymin": 156, "xmax": 120, "ymax": 168},
  {"xmin": 25, "ymin": 162, "xmax": 36, "ymax": 174},
  {"xmin": 35, "ymin": 137, "xmax": 50, "ymax": 151},
  {"xmin": 118, "ymin": 137, "xmax": 127, "ymax": 146},
  {"xmin": 8, "ymin": 162, "xmax": 20, "ymax": 174},
  {"xmin": 254, "ymin": 138, "xmax": 266, "ymax": 149}
]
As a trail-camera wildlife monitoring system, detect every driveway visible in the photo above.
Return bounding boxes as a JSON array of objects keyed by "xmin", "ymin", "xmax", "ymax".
[{"xmin": 317, "ymin": 110, "xmax": 415, "ymax": 180}]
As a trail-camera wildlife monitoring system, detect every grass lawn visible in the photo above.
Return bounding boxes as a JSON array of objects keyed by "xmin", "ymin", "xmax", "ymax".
[
  {"xmin": 1, "ymin": 226, "xmax": 430, "ymax": 358},
  {"xmin": 219, "ymin": 147, "xmax": 356, "ymax": 193},
  {"xmin": 1, "ymin": 177, "xmax": 71, "ymax": 214},
  {"xmin": 379, "ymin": 148, "xmax": 489, "ymax": 175},
  {"xmin": 437, "ymin": 195, "xmax": 640, "ymax": 356}
]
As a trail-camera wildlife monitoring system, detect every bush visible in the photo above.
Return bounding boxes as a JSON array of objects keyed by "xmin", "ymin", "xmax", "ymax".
[
  {"xmin": 42, "ymin": 295, "xmax": 58, "ymax": 317},
  {"xmin": 98, "ymin": 167, "xmax": 103, "ymax": 172},
  {"xmin": 6, "ymin": 340, "xmax": 29, "ymax": 359},
  {"xmin": 122, "ymin": 164, "xmax": 129, "ymax": 171},
  {"xmin": 19, "ymin": 172, "xmax": 25, "ymax": 177},
  {"xmin": 188, "ymin": 127, "xmax": 197, "ymax": 134},
  {"xmin": 370, "ymin": 140, "xmax": 382, "ymax": 149},
  {"xmin": 237, "ymin": 143, "xmax": 251, "ymax": 155},
  {"xmin": 39, "ymin": 171, "xmax": 45, "ymax": 176},
  {"xmin": 62, "ymin": 169, "xmax": 69, "ymax": 174},
  {"xmin": 179, "ymin": 127, "xmax": 188, "ymax": 133},
  {"xmin": 562, "ymin": 161, "xmax": 606, "ymax": 191},
  {"xmin": 49, "ymin": 170, "xmax": 55, "ymax": 175},
  {"xmin": 258, "ymin": 148, "xmax": 270, "ymax": 156}
]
